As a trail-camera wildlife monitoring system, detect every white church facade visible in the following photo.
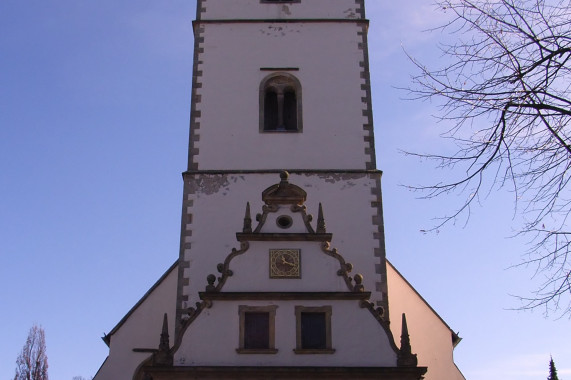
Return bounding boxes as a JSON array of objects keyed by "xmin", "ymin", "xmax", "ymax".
[{"xmin": 93, "ymin": 1, "xmax": 465, "ymax": 379}]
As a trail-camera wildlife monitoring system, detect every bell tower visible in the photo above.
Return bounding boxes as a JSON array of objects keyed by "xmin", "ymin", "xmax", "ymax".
[
  {"xmin": 92, "ymin": 1, "xmax": 467, "ymax": 379},
  {"xmin": 178, "ymin": 0, "xmax": 387, "ymax": 332},
  {"xmin": 186, "ymin": 0, "xmax": 377, "ymax": 171},
  {"xmin": 137, "ymin": 0, "xmax": 428, "ymax": 378}
]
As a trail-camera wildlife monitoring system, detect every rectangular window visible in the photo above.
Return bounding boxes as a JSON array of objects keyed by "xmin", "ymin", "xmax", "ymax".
[
  {"xmin": 244, "ymin": 312, "xmax": 269, "ymax": 349},
  {"xmin": 295, "ymin": 306, "xmax": 335, "ymax": 354},
  {"xmin": 237, "ymin": 305, "xmax": 278, "ymax": 354},
  {"xmin": 301, "ymin": 312, "xmax": 326, "ymax": 349}
]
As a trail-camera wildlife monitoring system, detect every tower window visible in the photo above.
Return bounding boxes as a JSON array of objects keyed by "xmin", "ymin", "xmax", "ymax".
[
  {"xmin": 294, "ymin": 306, "xmax": 335, "ymax": 354},
  {"xmin": 237, "ymin": 305, "xmax": 278, "ymax": 354},
  {"xmin": 260, "ymin": 73, "xmax": 302, "ymax": 133}
]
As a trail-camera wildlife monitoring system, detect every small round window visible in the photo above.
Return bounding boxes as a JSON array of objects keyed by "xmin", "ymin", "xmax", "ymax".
[{"xmin": 276, "ymin": 215, "xmax": 293, "ymax": 229}]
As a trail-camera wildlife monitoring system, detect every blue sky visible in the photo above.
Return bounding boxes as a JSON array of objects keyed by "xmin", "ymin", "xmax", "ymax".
[{"xmin": 0, "ymin": 1, "xmax": 569, "ymax": 379}]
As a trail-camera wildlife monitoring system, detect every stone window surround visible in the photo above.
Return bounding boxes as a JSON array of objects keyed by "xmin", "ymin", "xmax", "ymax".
[
  {"xmin": 235, "ymin": 304, "xmax": 338, "ymax": 355},
  {"xmin": 294, "ymin": 305, "xmax": 335, "ymax": 354},
  {"xmin": 237, "ymin": 305, "xmax": 278, "ymax": 354},
  {"xmin": 259, "ymin": 71, "xmax": 303, "ymax": 133}
]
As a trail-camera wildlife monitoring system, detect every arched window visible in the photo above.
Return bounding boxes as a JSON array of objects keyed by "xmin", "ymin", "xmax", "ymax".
[{"xmin": 260, "ymin": 73, "xmax": 302, "ymax": 132}]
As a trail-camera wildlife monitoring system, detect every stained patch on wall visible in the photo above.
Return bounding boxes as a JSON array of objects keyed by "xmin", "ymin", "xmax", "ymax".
[
  {"xmin": 259, "ymin": 24, "xmax": 301, "ymax": 37},
  {"xmin": 187, "ymin": 175, "xmax": 231, "ymax": 195},
  {"xmin": 344, "ymin": 8, "xmax": 358, "ymax": 19},
  {"xmin": 308, "ymin": 172, "xmax": 369, "ymax": 184}
]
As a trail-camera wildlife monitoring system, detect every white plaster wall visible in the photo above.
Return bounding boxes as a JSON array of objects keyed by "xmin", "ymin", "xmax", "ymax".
[
  {"xmin": 175, "ymin": 300, "xmax": 396, "ymax": 366},
  {"xmin": 225, "ymin": 240, "xmax": 351, "ymax": 292},
  {"xmin": 94, "ymin": 267, "xmax": 178, "ymax": 380},
  {"xmin": 387, "ymin": 263, "xmax": 466, "ymax": 380},
  {"xmin": 194, "ymin": 22, "xmax": 369, "ymax": 170},
  {"xmin": 182, "ymin": 172, "xmax": 382, "ymax": 309},
  {"xmin": 202, "ymin": 0, "xmax": 362, "ymax": 20}
]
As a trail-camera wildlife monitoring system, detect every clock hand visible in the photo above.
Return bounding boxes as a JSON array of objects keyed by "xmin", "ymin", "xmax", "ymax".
[{"xmin": 281, "ymin": 256, "xmax": 295, "ymax": 266}]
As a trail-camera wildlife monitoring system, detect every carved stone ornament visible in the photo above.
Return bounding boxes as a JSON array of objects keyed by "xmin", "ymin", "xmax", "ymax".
[
  {"xmin": 353, "ymin": 273, "xmax": 365, "ymax": 292},
  {"xmin": 321, "ymin": 241, "xmax": 355, "ymax": 291},
  {"xmin": 246, "ymin": 203, "xmax": 318, "ymax": 237},
  {"xmin": 316, "ymin": 203, "xmax": 327, "ymax": 233},
  {"xmin": 242, "ymin": 202, "xmax": 252, "ymax": 233},
  {"xmin": 169, "ymin": 172, "xmax": 409, "ymax": 367},
  {"xmin": 398, "ymin": 313, "xmax": 419, "ymax": 367},
  {"xmin": 261, "ymin": 171, "xmax": 307, "ymax": 205},
  {"xmin": 152, "ymin": 313, "xmax": 173, "ymax": 367}
]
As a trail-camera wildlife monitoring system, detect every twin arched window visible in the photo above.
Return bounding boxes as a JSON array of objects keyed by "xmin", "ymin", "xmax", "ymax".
[{"xmin": 260, "ymin": 73, "xmax": 302, "ymax": 133}]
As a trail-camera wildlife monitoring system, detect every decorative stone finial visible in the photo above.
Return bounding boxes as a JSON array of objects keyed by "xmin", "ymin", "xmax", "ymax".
[
  {"xmin": 159, "ymin": 313, "xmax": 170, "ymax": 352},
  {"xmin": 316, "ymin": 203, "xmax": 326, "ymax": 233},
  {"xmin": 206, "ymin": 274, "xmax": 217, "ymax": 292},
  {"xmin": 243, "ymin": 202, "xmax": 252, "ymax": 233},
  {"xmin": 278, "ymin": 171, "xmax": 290, "ymax": 190},
  {"xmin": 261, "ymin": 172, "xmax": 307, "ymax": 205},
  {"xmin": 153, "ymin": 313, "xmax": 173, "ymax": 366},
  {"xmin": 397, "ymin": 313, "xmax": 418, "ymax": 367},
  {"xmin": 353, "ymin": 273, "xmax": 365, "ymax": 292}
]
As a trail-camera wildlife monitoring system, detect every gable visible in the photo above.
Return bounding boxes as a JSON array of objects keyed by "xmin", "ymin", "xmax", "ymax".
[{"xmin": 386, "ymin": 261, "xmax": 465, "ymax": 380}]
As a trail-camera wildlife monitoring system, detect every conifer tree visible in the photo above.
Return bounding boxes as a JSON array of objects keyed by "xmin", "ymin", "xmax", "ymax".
[{"xmin": 548, "ymin": 357, "xmax": 559, "ymax": 380}]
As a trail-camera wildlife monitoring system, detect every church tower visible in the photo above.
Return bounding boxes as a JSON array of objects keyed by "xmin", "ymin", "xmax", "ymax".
[
  {"xmin": 180, "ymin": 0, "xmax": 386, "ymax": 330},
  {"xmin": 93, "ymin": 1, "xmax": 465, "ymax": 379},
  {"xmin": 161, "ymin": 0, "xmax": 424, "ymax": 377}
]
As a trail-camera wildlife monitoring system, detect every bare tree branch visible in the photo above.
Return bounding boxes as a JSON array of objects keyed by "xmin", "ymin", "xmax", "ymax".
[{"xmin": 405, "ymin": 0, "xmax": 571, "ymax": 317}]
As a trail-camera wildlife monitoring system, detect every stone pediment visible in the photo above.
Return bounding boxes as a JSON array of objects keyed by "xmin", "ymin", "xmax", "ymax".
[
  {"xmin": 261, "ymin": 171, "xmax": 307, "ymax": 205},
  {"xmin": 239, "ymin": 171, "xmax": 329, "ymax": 238}
]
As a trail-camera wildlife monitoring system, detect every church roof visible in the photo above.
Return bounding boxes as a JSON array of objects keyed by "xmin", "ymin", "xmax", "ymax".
[
  {"xmin": 102, "ymin": 260, "xmax": 178, "ymax": 346},
  {"xmin": 386, "ymin": 260, "xmax": 462, "ymax": 348}
]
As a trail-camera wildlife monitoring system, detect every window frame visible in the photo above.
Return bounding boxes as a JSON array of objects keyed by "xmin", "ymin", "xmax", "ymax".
[
  {"xmin": 259, "ymin": 72, "xmax": 303, "ymax": 133},
  {"xmin": 237, "ymin": 305, "xmax": 278, "ymax": 354},
  {"xmin": 294, "ymin": 305, "xmax": 335, "ymax": 354}
]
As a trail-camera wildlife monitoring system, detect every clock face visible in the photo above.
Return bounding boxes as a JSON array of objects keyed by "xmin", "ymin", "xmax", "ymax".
[{"xmin": 269, "ymin": 249, "xmax": 301, "ymax": 279}]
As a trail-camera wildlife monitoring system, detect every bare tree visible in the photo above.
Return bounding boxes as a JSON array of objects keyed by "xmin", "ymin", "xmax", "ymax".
[
  {"xmin": 14, "ymin": 325, "xmax": 49, "ymax": 380},
  {"xmin": 405, "ymin": 0, "xmax": 571, "ymax": 316}
]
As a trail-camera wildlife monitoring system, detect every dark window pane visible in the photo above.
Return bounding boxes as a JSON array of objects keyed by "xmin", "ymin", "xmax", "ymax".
[
  {"xmin": 283, "ymin": 90, "xmax": 297, "ymax": 131},
  {"xmin": 264, "ymin": 91, "xmax": 278, "ymax": 130},
  {"xmin": 244, "ymin": 312, "xmax": 270, "ymax": 349},
  {"xmin": 301, "ymin": 312, "xmax": 326, "ymax": 349}
]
